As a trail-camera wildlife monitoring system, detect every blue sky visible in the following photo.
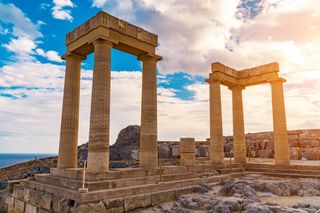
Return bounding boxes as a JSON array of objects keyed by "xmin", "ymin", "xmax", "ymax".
[{"xmin": 1, "ymin": 0, "xmax": 320, "ymax": 153}]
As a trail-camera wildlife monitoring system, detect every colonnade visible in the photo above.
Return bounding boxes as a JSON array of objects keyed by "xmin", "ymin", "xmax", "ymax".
[
  {"xmin": 208, "ymin": 76, "xmax": 290, "ymax": 166},
  {"xmin": 57, "ymin": 38, "xmax": 161, "ymax": 172}
]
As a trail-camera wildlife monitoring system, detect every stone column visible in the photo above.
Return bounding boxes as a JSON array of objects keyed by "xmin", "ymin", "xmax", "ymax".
[
  {"xmin": 270, "ymin": 78, "xmax": 290, "ymax": 166},
  {"xmin": 87, "ymin": 39, "xmax": 112, "ymax": 173},
  {"xmin": 180, "ymin": 138, "xmax": 195, "ymax": 166},
  {"xmin": 58, "ymin": 53, "xmax": 85, "ymax": 169},
  {"xmin": 138, "ymin": 54, "xmax": 161, "ymax": 170},
  {"xmin": 230, "ymin": 86, "xmax": 247, "ymax": 164},
  {"xmin": 209, "ymin": 80, "xmax": 224, "ymax": 165}
]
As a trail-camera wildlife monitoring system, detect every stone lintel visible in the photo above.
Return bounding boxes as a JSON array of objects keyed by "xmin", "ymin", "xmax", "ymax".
[
  {"xmin": 87, "ymin": 35, "xmax": 118, "ymax": 46},
  {"xmin": 61, "ymin": 52, "xmax": 87, "ymax": 61},
  {"xmin": 137, "ymin": 53, "xmax": 163, "ymax": 62},
  {"xmin": 66, "ymin": 26, "xmax": 156, "ymax": 57},
  {"xmin": 239, "ymin": 62, "xmax": 279, "ymax": 78},
  {"xmin": 66, "ymin": 11, "xmax": 158, "ymax": 47},
  {"xmin": 209, "ymin": 62, "xmax": 282, "ymax": 88},
  {"xmin": 268, "ymin": 77, "xmax": 287, "ymax": 84},
  {"xmin": 228, "ymin": 85, "xmax": 245, "ymax": 91}
]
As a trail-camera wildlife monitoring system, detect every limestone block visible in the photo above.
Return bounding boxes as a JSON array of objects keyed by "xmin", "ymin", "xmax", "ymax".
[
  {"xmin": 27, "ymin": 189, "xmax": 39, "ymax": 207},
  {"xmin": 23, "ymin": 188, "xmax": 30, "ymax": 202},
  {"xmin": 39, "ymin": 193, "xmax": 52, "ymax": 210},
  {"xmin": 56, "ymin": 199, "xmax": 70, "ymax": 213},
  {"xmin": 171, "ymin": 146, "xmax": 180, "ymax": 157},
  {"xmin": 38, "ymin": 209, "xmax": 50, "ymax": 213},
  {"xmin": 75, "ymin": 205, "xmax": 89, "ymax": 213},
  {"xmin": 174, "ymin": 186, "xmax": 195, "ymax": 198},
  {"xmin": 25, "ymin": 204, "xmax": 37, "ymax": 213},
  {"xmin": 5, "ymin": 196, "xmax": 14, "ymax": 206},
  {"xmin": 103, "ymin": 197, "xmax": 124, "ymax": 209},
  {"xmin": 13, "ymin": 186, "xmax": 24, "ymax": 200},
  {"xmin": 180, "ymin": 138, "xmax": 195, "ymax": 153},
  {"xmin": 14, "ymin": 199, "xmax": 25, "ymax": 212},
  {"xmin": 7, "ymin": 205, "xmax": 14, "ymax": 213},
  {"xmin": 181, "ymin": 152, "xmax": 195, "ymax": 166},
  {"xmin": 88, "ymin": 201, "xmax": 107, "ymax": 213},
  {"xmin": 151, "ymin": 190, "xmax": 174, "ymax": 205},
  {"xmin": 124, "ymin": 193, "xmax": 151, "ymax": 211}
]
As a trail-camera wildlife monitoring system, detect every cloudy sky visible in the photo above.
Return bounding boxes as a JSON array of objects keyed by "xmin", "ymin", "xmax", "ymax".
[{"xmin": 0, "ymin": 0, "xmax": 319, "ymax": 153}]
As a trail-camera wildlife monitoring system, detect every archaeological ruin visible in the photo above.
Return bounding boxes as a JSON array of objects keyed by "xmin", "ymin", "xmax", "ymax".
[
  {"xmin": 207, "ymin": 62, "xmax": 290, "ymax": 166},
  {"xmin": 2, "ymin": 11, "xmax": 320, "ymax": 213}
]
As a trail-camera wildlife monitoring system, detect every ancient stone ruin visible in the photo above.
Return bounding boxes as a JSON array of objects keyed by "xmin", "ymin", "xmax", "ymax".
[{"xmin": 2, "ymin": 11, "xmax": 320, "ymax": 213}]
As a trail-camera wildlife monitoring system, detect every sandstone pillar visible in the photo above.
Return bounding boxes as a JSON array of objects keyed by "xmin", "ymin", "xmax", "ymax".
[
  {"xmin": 230, "ymin": 86, "xmax": 247, "ymax": 164},
  {"xmin": 180, "ymin": 138, "xmax": 195, "ymax": 166},
  {"xmin": 270, "ymin": 78, "xmax": 290, "ymax": 166},
  {"xmin": 209, "ymin": 80, "xmax": 224, "ymax": 164},
  {"xmin": 58, "ymin": 53, "xmax": 85, "ymax": 169},
  {"xmin": 87, "ymin": 39, "xmax": 112, "ymax": 173},
  {"xmin": 138, "ymin": 54, "xmax": 161, "ymax": 170}
]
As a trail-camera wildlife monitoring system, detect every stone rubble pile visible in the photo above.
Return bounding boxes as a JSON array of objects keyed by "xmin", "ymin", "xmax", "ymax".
[{"xmin": 148, "ymin": 175, "xmax": 320, "ymax": 213}]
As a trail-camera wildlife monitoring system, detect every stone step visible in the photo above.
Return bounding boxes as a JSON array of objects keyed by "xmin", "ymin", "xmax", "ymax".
[
  {"xmin": 34, "ymin": 171, "xmax": 201, "ymax": 191},
  {"xmin": 218, "ymin": 167, "xmax": 246, "ymax": 174},
  {"xmin": 21, "ymin": 174, "xmax": 230, "ymax": 204},
  {"xmin": 245, "ymin": 163, "xmax": 320, "ymax": 171},
  {"xmin": 245, "ymin": 167, "xmax": 320, "ymax": 176},
  {"xmin": 249, "ymin": 171, "xmax": 320, "ymax": 179}
]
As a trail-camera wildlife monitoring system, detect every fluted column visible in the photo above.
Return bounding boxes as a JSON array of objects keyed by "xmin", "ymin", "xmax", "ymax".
[
  {"xmin": 87, "ymin": 39, "xmax": 112, "ymax": 173},
  {"xmin": 209, "ymin": 80, "xmax": 224, "ymax": 165},
  {"xmin": 270, "ymin": 78, "xmax": 290, "ymax": 166},
  {"xmin": 138, "ymin": 54, "xmax": 161, "ymax": 170},
  {"xmin": 230, "ymin": 86, "xmax": 246, "ymax": 164},
  {"xmin": 58, "ymin": 53, "xmax": 85, "ymax": 169}
]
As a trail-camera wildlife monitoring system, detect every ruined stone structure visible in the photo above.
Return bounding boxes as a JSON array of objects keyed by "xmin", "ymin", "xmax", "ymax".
[
  {"xmin": 4, "ymin": 11, "xmax": 314, "ymax": 213},
  {"xmin": 57, "ymin": 11, "xmax": 162, "ymax": 172},
  {"xmin": 207, "ymin": 62, "xmax": 290, "ymax": 166}
]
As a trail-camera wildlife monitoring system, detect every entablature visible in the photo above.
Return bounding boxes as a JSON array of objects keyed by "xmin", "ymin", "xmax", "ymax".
[{"xmin": 207, "ymin": 62, "xmax": 284, "ymax": 87}]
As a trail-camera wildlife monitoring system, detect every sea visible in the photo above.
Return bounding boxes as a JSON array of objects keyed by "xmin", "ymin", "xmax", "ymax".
[{"xmin": 0, "ymin": 153, "xmax": 56, "ymax": 168}]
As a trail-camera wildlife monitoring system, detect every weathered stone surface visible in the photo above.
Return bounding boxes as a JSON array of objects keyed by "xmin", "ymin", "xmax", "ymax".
[
  {"xmin": 14, "ymin": 199, "xmax": 25, "ymax": 212},
  {"xmin": 25, "ymin": 204, "xmax": 37, "ymax": 213},
  {"xmin": 174, "ymin": 186, "xmax": 195, "ymax": 199},
  {"xmin": 151, "ymin": 190, "xmax": 174, "ymax": 205},
  {"xmin": 39, "ymin": 193, "xmax": 53, "ymax": 210},
  {"xmin": 124, "ymin": 193, "xmax": 151, "ymax": 211},
  {"xmin": 38, "ymin": 209, "xmax": 50, "ymax": 213},
  {"xmin": 13, "ymin": 186, "xmax": 24, "ymax": 200},
  {"xmin": 5, "ymin": 196, "xmax": 14, "ymax": 206},
  {"xmin": 103, "ymin": 197, "xmax": 124, "ymax": 209}
]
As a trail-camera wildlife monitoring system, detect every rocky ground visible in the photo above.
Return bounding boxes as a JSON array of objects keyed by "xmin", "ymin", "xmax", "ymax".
[{"xmin": 138, "ymin": 175, "xmax": 320, "ymax": 213}]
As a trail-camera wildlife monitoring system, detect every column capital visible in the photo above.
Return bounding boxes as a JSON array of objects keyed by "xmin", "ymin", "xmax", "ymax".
[
  {"xmin": 206, "ymin": 78, "xmax": 221, "ymax": 84},
  {"xmin": 228, "ymin": 85, "xmax": 245, "ymax": 91},
  {"xmin": 268, "ymin": 77, "xmax": 286, "ymax": 85},
  {"xmin": 62, "ymin": 53, "xmax": 86, "ymax": 61},
  {"xmin": 137, "ymin": 53, "xmax": 162, "ymax": 62},
  {"xmin": 88, "ymin": 35, "xmax": 118, "ymax": 47}
]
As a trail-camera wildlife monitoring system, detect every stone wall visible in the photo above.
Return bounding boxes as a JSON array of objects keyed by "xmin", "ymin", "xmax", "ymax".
[
  {"xmin": 159, "ymin": 129, "xmax": 320, "ymax": 160},
  {"xmin": 0, "ymin": 157, "xmax": 57, "ymax": 182}
]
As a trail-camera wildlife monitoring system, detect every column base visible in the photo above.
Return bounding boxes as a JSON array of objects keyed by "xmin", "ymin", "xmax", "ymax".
[
  {"xmin": 87, "ymin": 151, "xmax": 109, "ymax": 173},
  {"xmin": 275, "ymin": 158, "xmax": 291, "ymax": 166},
  {"xmin": 210, "ymin": 152, "xmax": 225, "ymax": 165}
]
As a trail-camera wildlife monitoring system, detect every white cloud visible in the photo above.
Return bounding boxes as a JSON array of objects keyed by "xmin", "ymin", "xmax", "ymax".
[
  {"xmin": 2, "ymin": 37, "xmax": 37, "ymax": 61},
  {"xmin": 0, "ymin": 3, "xmax": 42, "ymax": 39},
  {"xmin": 0, "ymin": 3, "xmax": 63, "ymax": 63},
  {"xmin": 52, "ymin": 0, "xmax": 74, "ymax": 21},
  {"xmin": 3, "ymin": 37, "xmax": 36, "ymax": 54},
  {"xmin": 92, "ymin": 0, "xmax": 108, "ymax": 8},
  {"xmin": 36, "ymin": 49, "xmax": 63, "ymax": 63}
]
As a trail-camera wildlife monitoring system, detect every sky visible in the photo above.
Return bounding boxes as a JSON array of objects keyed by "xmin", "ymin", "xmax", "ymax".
[{"xmin": 0, "ymin": 0, "xmax": 320, "ymax": 153}]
